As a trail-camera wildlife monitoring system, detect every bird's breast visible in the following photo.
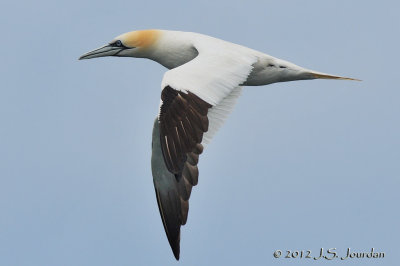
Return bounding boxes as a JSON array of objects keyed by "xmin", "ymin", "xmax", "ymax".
[{"xmin": 150, "ymin": 44, "xmax": 199, "ymax": 70}]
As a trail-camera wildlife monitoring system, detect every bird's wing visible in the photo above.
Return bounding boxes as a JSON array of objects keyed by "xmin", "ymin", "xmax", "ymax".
[
  {"xmin": 202, "ymin": 86, "xmax": 242, "ymax": 145},
  {"xmin": 153, "ymin": 45, "xmax": 256, "ymax": 259},
  {"xmin": 151, "ymin": 118, "xmax": 202, "ymax": 260},
  {"xmin": 152, "ymin": 87, "xmax": 242, "ymax": 260},
  {"xmin": 159, "ymin": 44, "xmax": 257, "ymax": 171},
  {"xmin": 161, "ymin": 42, "xmax": 257, "ymax": 105},
  {"xmin": 158, "ymin": 85, "xmax": 212, "ymax": 174}
]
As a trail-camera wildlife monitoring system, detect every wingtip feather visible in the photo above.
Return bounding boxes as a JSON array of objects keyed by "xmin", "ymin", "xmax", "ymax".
[{"xmin": 173, "ymin": 247, "xmax": 180, "ymax": 260}]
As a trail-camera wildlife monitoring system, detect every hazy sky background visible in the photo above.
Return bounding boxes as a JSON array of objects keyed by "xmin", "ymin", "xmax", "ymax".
[{"xmin": 1, "ymin": 1, "xmax": 399, "ymax": 265}]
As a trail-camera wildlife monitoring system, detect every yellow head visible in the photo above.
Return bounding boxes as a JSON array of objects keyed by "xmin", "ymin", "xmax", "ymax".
[
  {"xmin": 114, "ymin": 29, "xmax": 161, "ymax": 49},
  {"xmin": 79, "ymin": 29, "xmax": 161, "ymax": 60}
]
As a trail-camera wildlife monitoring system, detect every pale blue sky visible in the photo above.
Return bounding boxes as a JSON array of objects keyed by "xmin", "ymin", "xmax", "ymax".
[{"xmin": 1, "ymin": 1, "xmax": 399, "ymax": 265}]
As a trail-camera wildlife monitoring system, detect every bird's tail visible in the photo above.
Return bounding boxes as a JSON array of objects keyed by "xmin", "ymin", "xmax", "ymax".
[{"xmin": 310, "ymin": 71, "xmax": 361, "ymax": 81}]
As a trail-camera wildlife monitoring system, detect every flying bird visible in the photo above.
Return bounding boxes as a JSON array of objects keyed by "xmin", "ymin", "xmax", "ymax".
[{"xmin": 79, "ymin": 29, "xmax": 358, "ymax": 260}]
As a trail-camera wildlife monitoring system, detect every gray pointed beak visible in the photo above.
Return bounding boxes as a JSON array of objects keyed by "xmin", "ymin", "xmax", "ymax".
[{"xmin": 79, "ymin": 44, "xmax": 123, "ymax": 60}]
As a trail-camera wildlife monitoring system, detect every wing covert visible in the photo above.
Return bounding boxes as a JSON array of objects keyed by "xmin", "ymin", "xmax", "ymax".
[
  {"xmin": 159, "ymin": 85, "xmax": 212, "ymax": 174},
  {"xmin": 161, "ymin": 41, "xmax": 257, "ymax": 105}
]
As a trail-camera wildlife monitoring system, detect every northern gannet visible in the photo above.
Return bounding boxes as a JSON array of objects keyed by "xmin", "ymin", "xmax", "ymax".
[{"xmin": 79, "ymin": 29, "xmax": 358, "ymax": 260}]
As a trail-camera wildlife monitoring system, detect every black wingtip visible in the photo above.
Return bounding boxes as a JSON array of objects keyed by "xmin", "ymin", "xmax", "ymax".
[
  {"xmin": 168, "ymin": 234, "xmax": 180, "ymax": 260},
  {"xmin": 153, "ymin": 185, "xmax": 182, "ymax": 261},
  {"xmin": 172, "ymin": 247, "xmax": 180, "ymax": 260}
]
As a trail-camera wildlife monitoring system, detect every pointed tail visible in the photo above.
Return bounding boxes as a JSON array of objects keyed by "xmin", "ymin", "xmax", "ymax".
[{"xmin": 310, "ymin": 71, "xmax": 361, "ymax": 81}]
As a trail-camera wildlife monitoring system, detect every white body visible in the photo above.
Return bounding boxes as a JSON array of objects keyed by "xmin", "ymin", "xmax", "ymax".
[
  {"xmin": 142, "ymin": 31, "xmax": 334, "ymax": 144},
  {"xmin": 142, "ymin": 31, "xmax": 318, "ymax": 86}
]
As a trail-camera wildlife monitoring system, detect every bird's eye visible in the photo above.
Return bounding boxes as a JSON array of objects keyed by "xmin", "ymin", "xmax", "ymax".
[{"xmin": 111, "ymin": 40, "xmax": 123, "ymax": 47}]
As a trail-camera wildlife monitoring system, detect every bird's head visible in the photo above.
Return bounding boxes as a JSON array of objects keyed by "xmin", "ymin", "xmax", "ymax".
[{"xmin": 79, "ymin": 29, "xmax": 161, "ymax": 60}]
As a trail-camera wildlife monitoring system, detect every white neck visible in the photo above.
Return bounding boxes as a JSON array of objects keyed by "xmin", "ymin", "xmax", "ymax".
[{"xmin": 146, "ymin": 31, "xmax": 199, "ymax": 69}]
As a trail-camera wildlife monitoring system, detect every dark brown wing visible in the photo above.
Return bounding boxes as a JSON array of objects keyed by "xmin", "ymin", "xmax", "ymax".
[
  {"xmin": 158, "ymin": 86, "xmax": 212, "ymax": 174},
  {"xmin": 151, "ymin": 86, "xmax": 212, "ymax": 260},
  {"xmin": 151, "ymin": 118, "xmax": 203, "ymax": 260}
]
